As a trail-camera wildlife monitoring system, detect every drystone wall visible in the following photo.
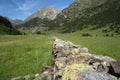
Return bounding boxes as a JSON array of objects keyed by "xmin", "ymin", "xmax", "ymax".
[{"xmin": 34, "ymin": 38, "xmax": 120, "ymax": 80}]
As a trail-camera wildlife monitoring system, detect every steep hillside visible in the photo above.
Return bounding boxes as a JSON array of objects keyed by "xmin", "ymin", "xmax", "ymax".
[
  {"xmin": 51, "ymin": 0, "xmax": 120, "ymax": 34},
  {"xmin": 57, "ymin": 0, "xmax": 107, "ymax": 20},
  {"xmin": 0, "ymin": 16, "xmax": 21, "ymax": 35}
]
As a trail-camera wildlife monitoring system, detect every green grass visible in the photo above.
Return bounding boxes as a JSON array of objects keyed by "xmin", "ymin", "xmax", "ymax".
[
  {"xmin": 0, "ymin": 31, "xmax": 120, "ymax": 80},
  {"xmin": 0, "ymin": 35, "xmax": 52, "ymax": 80},
  {"xmin": 53, "ymin": 31, "xmax": 120, "ymax": 60}
]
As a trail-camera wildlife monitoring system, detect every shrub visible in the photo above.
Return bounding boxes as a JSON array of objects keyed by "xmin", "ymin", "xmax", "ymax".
[
  {"xmin": 96, "ymin": 34, "xmax": 98, "ymax": 37},
  {"xmin": 102, "ymin": 29, "xmax": 108, "ymax": 33},
  {"xmin": 105, "ymin": 34, "xmax": 109, "ymax": 37},
  {"xmin": 111, "ymin": 34, "xmax": 114, "ymax": 37},
  {"xmin": 82, "ymin": 33, "xmax": 92, "ymax": 37},
  {"xmin": 36, "ymin": 31, "xmax": 41, "ymax": 34}
]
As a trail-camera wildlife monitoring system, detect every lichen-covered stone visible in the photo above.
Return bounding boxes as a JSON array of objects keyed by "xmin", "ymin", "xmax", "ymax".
[{"xmin": 62, "ymin": 63, "xmax": 92, "ymax": 80}]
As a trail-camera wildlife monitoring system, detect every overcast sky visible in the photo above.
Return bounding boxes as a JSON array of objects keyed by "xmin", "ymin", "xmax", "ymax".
[{"xmin": 0, "ymin": 0, "xmax": 75, "ymax": 20}]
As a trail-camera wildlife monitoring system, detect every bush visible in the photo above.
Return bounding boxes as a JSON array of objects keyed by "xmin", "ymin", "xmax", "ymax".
[
  {"xmin": 36, "ymin": 31, "xmax": 41, "ymax": 34},
  {"xmin": 36, "ymin": 31, "xmax": 46, "ymax": 35},
  {"xmin": 96, "ymin": 34, "xmax": 98, "ymax": 37},
  {"xmin": 82, "ymin": 33, "xmax": 92, "ymax": 37},
  {"xmin": 102, "ymin": 29, "xmax": 108, "ymax": 33},
  {"xmin": 111, "ymin": 34, "xmax": 114, "ymax": 37},
  {"xmin": 105, "ymin": 34, "xmax": 109, "ymax": 37}
]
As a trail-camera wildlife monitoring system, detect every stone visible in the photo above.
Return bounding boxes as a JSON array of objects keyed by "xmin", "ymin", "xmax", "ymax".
[
  {"xmin": 62, "ymin": 63, "xmax": 92, "ymax": 80},
  {"xmin": 52, "ymin": 48, "xmax": 71, "ymax": 58},
  {"xmin": 110, "ymin": 61, "xmax": 120, "ymax": 74},
  {"xmin": 92, "ymin": 62, "xmax": 100, "ymax": 70},
  {"xmin": 71, "ymin": 48, "xmax": 80, "ymax": 55},
  {"xmin": 43, "ymin": 66, "xmax": 53, "ymax": 72},
  {"xmin": 55, "ymin": 57, "xmax": 68, "ymax": 64},
  {"xmin": 11, "ymin": 76, "xmax": 21, "ymax": 80},
  {"xmin": 84, "ymin": 72, "xmax": 118, "ymax": 80},
  {"xmin": 34, "ymin": 76, "xmax": 41, "ymax": 80},
  {"xmin": 54, "ymin": 70, "xmax": 64, "ymax": 79},
  {"xmin": 103, "ymin": 56, "xmax": 116, "ymax": 62},
  {"xmin": 74, "ymin": 55, "xmax": 88, "ymax": 63},
  {"xmin": 97, "ymin": 64, "xmax": 106, "ymax": 72},
  {"xmin": 80, "ymin": 48, "xmax": 89, "ymax": 53},
  {"xmin": 35, "ymin": 73, "xmax": 39, "ymax": 77},
  {"xmin": 108, "ymin": 61, "xmax": 120, "ymax": 78},
  {"xmin": 55, "ymin": 61, "xmax": 65, "ymax": 69},
  {"xmin": 80, "ymin": 52, "xmax": 92, "ymax": 56},
  {"xmin": 23, "ymin": 74, "xmax": 30, "ymax": 80},
  {"xmin": 88, "ymin": 57, "xmax": 103, "ymax": 65},
  {"xmin": 34, "ymin": 78, "xmax": 40, "ymax": 80}
]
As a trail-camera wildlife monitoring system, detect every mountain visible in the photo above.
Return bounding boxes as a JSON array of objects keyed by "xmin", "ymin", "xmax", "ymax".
[
  {"xmin": 8, "ymin": 18, "xmax": 23, "ymax": 27},
  {"xmin": 17, "ymin": 17, "xmax": 50, "ymax": 34},
  {"xmin": 25, "ymin": 7, "xmax": 59, "ymax": 22},
  {"xmin": 51, "ymin": 0, "xmax": 120, "ymax": 34},
  {"xmin": 17, "ymin": 7, "xmax": 59, "ymax": 34},
  {"xmin": 56, "ymin": 0, "xmax": 107, "ymax": 21},
  {"xmin": 17, "ymin": 0, "xmax": 120, "ymax": 35},
  {"xmin": 0, "ymin": 16, "xmax": 21, "ymax": 35}
]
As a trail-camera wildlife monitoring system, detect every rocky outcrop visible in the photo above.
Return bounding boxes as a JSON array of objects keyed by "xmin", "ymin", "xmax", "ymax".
[
  {"xmin": 35, "ymin": 37, "xmax": 120, "ymax": 80},
  {"xmin": 25, "ymin": 7, "xmax": 59, "ymax": 22}
]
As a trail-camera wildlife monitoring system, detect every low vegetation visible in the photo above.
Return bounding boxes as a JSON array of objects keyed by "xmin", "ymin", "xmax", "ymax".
[{"xmin": 0, "ymin": 35, "xmax": 52, "ymax": 80}]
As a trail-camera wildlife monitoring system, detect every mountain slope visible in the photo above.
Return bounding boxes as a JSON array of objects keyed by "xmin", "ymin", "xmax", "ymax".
[
  {"xmin": 17, "ymin": 0, "xmax": 120, "ymax": 34},
  {"xmin": 17, "ymin": 7, "xmax": 59, "ymax": 34},
  {"xmin": 0, "ymin": 16, "xmax": 21, "ymax": 35},
  {"xmin": 8, "ymin": 18, "xmax": 23, "ymax": 27},
  {"xmin": 51, "ymin": 0, "xmax": 120, "ymax": 34},
  {"xmin": 25, "ymin": 7, "xmax": 59, "ymax": 22},
  {"xmin": 17, "ymin": 17, "xmax": 50, "ymax": 34}
]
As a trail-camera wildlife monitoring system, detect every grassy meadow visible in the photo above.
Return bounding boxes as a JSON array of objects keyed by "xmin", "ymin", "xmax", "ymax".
[{"xmin": 0, "ymin": 31, "xmax": 120, "ymax": 80}]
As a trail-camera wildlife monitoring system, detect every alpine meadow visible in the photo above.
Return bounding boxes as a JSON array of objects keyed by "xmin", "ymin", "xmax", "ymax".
[{"xmin": 0, "ymin": 0, "xmax": 120, "ymax": 80}]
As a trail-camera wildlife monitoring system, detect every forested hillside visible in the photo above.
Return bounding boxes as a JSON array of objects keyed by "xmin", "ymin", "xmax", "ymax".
[{"xmin": 0, "ymin": 16, "xmax": 21, "ymax": 35}]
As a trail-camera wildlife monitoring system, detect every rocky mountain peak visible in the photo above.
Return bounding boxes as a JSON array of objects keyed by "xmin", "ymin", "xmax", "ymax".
[{"xmin": 25, "ymin": 7, "xmax": 59, "ymax": 21}]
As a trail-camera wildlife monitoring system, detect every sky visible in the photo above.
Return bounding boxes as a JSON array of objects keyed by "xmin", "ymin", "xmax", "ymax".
[{"xmin": 0, "ymin": 0, "xmax": 75, "ymax": 20}]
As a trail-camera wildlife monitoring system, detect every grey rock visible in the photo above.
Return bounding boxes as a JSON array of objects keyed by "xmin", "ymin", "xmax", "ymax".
[
  {"xmin": 108, "ymin": 61, "xmax": 120, "ymax": 78},
  {"xmin": 110, "ymin": 61, "xmax": 120, "ymax": 74},
  {"xmin": 84, "ymin": 72, "xmax": 118, "ymax": 80}
]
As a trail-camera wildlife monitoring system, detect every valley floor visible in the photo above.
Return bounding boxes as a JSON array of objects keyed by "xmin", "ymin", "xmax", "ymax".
[{"xmin": 0, "ymin": 32, "xmax": 120, "ymax": 80}]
